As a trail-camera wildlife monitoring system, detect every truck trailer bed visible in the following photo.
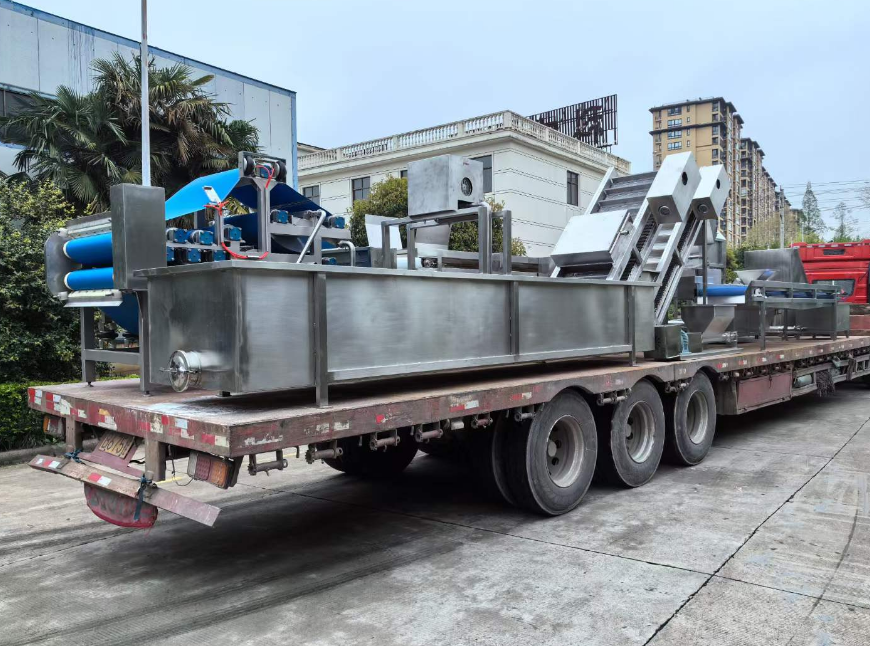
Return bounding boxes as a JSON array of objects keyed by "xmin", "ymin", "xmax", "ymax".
[{"xmin": 28, "ymin": 336, "xmax": 870, "ymax": 459}]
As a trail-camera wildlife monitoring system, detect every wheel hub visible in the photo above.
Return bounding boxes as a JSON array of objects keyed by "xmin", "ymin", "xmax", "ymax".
[{"xmin": 546, "ymin": 416, "xmax": 585, "ymax": 488}]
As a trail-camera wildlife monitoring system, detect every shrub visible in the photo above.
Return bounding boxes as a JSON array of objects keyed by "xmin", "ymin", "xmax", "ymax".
[
  {"xmin": 0, "ymin": 179, "xmax": 80, "ymax": 383},
  {"xmin": 0, "ymin": 382, "xmax": 49, "ymax": 451}
]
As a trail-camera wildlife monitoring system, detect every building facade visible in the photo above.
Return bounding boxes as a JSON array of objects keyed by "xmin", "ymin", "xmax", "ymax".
[
  {"xmin": 0, "ymin": 1, "xmax": 297, "ymax": 184},
  {"xmin": 298, "ymin": 111, "xmax": 631, "ymax": 256},
  {"xmin": 650, "ymin": 98, "xmax": 744, "ymax": 246}
]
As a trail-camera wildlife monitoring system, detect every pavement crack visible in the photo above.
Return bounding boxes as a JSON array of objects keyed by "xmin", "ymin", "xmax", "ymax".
[{"xmin": 640, "ymin": 413, "xmax": 870, "ymax": 645}]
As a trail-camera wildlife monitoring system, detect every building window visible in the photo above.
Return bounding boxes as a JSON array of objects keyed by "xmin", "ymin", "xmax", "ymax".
[
  {"xmin": 567, "ymin": 171, "xmax": 579, "ymax": 206},
  {"xmin": 668, "ymin": 130, "xmax": 682, "ymax": 139},
  {"xmin": 741, "ymin": 179, "xmax": 747, "ymax": 187},
  {"xmin": 471, "ymin": 155, "xmax": 493, "ymax": 193},
  {"xmin": 667, "ymin": 118, "xmax": 682, "ymax": 127},
  {"xmin": 302, "ymin": 185, "xmax": 320, "ymax": 205},
  {"xmin": 0, "ymin": 87, "xmax": 34, "ymax": 118},
  {"xmin": 667, "ymin": 142, "xmax": 682, "ymax": 150},
  {"xmin": 712, "ymin": 160, "xmax": 719, "ymax": 165},
  {"xmin": 712, "ymin": 149, "xmax": 719, "ymax": 159},
  {"xmin": 667, "ymin": 107, "xmax": 682, "ymax": 116},
  {"xmin": 352, "ymin": 176, "xmax": 370, "ymax": 202},
  {"xmin": 400, "ymin": 169, "xmax": 408, "ymax": 179}
]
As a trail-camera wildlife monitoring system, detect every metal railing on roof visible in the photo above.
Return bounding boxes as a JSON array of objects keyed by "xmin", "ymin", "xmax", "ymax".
[{"xmin": 298, "ymin": 111, "xmax": 630, "ymax": 173}]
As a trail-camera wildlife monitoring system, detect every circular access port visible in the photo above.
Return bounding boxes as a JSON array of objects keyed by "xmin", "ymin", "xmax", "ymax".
[
  {"xmin": 698, "ymin": 204, "xmax": 709, "ymax": 215},
  {"xmin": 681, "ymin": 172, "xmax": 688, "ymax": 185},
  {"xmin": 546, "ymin": 415, "xmax": 587, "ymax": 488},
  {"xmin": 625, "ymin": 401, "xmax": 656, "ymax": 463},
  {"xmin": 685, "ymin": 390, "xmax": 710, "ymax": 444},
  {"xmin": 167, "ymin": 350, "xmax": 202, "ymax": 392},
  {"xmin": 461, "ymin": 177, "xmax": 473, "ymax": 197},
  {"xmin": 659, "ymin": 205, "xmax": 671, "ymax": 217}
]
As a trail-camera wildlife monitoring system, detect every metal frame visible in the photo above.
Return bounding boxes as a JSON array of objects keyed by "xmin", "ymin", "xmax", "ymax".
[{"xmin": 380, "ymin": 205, "xmax": 512, "ymax": 275}]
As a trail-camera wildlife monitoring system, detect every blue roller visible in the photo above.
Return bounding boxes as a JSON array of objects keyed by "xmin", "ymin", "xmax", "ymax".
[
  {"xmin": 705, "ymin": 285, "xmax": 748, "ymax": 297},
  {"xmin": 64, "ymin": 267, "xmax": 114, "ymax": 291},
  {"xmin": 64, "ymin": 233, "xmax": 113, "ymax": 266}
]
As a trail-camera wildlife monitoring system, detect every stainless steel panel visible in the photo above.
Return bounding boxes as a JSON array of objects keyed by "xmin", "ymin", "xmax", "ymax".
[
  {"xmin": 793, "ymin": 304, "xmax": 850, "ymax": 334},
  {"xmin": 692, "ymin": 166, "xmax": 730, "ymax": 220},
  {"xmin": 148, "ymin": 271, "xmax": 238, "ymax": 392},
  {"xmin": 519, "ymin": 282, "xmax": 641, "ymax": 354},
  {"xmin": 646, "ymin": 152, "xmax": 700, "ymax": 224},
  {"xmin": 744, "ymin": 248, "xmax": 808, "ymax": 284},
  {"xmin": 407, "ymin": 156, "xmax": 484, "ymax": 216},
  {"xmin": 144, "ymin": 262, "xmax": 657, "ymax": 394},
  {"xmin": 111, "ymin": 184, "xmax": 167, "ymax": 291},
  {"xmin": 326, "ymin": 274, "xmax": 510, "ymax": 373},
  {"xmin": 44, "ymin": 232, "xmax": 75, "ymax": 296},
  {"xmin": 551, "ymin": 209, "xmax": 631, "ymax": 267},
  {"xmin": 238, "ymin": 272, "xmax": 313, "ymax": 391}
]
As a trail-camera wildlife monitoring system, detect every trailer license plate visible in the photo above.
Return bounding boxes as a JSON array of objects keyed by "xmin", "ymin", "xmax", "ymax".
[{"xmin": 96, "ymin": 432, "xmax": 135, "ymax": 458}]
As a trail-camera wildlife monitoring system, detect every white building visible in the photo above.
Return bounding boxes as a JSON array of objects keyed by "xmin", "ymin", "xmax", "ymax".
[
  {"xmin": 0, "ymin": 1, "xmax": 297, "ymax": 184},
  {"xmin": 298, "ymin": 111, "xmax": 630, "ymax": 256}
]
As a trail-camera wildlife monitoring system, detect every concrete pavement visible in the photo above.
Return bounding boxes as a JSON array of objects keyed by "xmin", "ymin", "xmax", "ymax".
[{"xmin": 1, "ymin": 384, "xmax": 869, "ymax": 645}]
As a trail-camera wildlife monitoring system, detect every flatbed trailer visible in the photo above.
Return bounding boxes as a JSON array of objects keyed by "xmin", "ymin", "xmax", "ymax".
[{"xmin": 26, "ymin": 336, "xmax": 870, "ymax": 528}]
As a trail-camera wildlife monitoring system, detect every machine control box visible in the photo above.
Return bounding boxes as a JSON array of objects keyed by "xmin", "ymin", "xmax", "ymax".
[{"xmin": 408, "ymin": 155, "xmax": 484, "ymax": 216}]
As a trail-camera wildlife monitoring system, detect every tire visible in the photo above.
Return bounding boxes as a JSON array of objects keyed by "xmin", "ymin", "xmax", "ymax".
[
  {"xmin": 504, "ymin": 391, "xmax": 598, "ymax": 515},
  {"xmin": 323, "ymin": 429, "xmax": 418, "ymax": 478},
  {"xmin": 597, "ymin": 379, "xmax": 665, "ymax": 487},
  {"xmin": 664, "ymin": 372, "xmax": 716, "ymax": 466},
  {"xmin": 466, "ymin": 415, "xmax": 517, "ymax": 506}
]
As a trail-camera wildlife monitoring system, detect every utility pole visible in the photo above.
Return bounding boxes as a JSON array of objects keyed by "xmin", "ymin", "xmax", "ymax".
[
  {"xmin": 140, "ymin": 0, "xmax": 151, "ymax": 186},
  {"xmin": 779, "ymin": 186, "xmax": 785, "ymax": 249}
]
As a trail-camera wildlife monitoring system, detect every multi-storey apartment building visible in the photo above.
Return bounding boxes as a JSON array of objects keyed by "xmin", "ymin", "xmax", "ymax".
[
  {"xmin": 650, "ymin": 98, "xmax": 743, "ymax": 246},
  {"xmin": 650, "ymin": 97, "xmax": 784, "ymax": 247}
]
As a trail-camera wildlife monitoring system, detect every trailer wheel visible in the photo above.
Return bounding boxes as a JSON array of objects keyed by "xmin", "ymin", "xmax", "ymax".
[
  {"xmin": 598, "ymin": 379, "xmax": 665, "ymax": 487},
  {"xmin": 466, "ymin": 415, "xmax": 517, "ymax": 506},
  {"xmin": 505, "ymin": 391, "xmax": 597, "ymax": 515},
  {"xmin": 664, "ymin": 372, "xmax": 716, "ymax": 466},
  {"xmin": 323, "ymin": 429, "xmax": 418, "ymax": 478}
]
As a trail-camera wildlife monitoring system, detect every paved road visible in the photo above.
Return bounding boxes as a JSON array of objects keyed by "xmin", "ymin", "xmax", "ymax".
[{"xmin": 1, "ymin": 384, "xmax": 869, "ymax": 645}]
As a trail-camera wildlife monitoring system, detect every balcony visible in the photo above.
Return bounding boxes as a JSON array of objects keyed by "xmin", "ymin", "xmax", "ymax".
[{"xmin": 298, "ymin": 111, "xmax": 630, "ymax": 174}]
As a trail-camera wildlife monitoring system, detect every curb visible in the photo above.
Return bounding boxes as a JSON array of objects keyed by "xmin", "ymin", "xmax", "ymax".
[{"xmin": 0, "ymin": 439, "xmax": 99, "ymax": 468}]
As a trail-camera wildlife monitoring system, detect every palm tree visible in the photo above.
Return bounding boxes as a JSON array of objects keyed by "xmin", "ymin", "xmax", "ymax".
[{"xmin": 0, "ymin": 54, "xmax": 258, "ymax": 212}]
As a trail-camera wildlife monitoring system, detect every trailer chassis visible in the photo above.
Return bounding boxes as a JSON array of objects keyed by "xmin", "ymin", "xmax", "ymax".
[{"xmin": 26, "ymin": 336, "xmax": 870, "ymax": 527}]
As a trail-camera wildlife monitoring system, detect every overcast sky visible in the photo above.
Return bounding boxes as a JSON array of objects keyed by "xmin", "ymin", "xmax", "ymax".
[{"xmin": 25, "ymin": 0, "xmax": 870, "ymax": 233}]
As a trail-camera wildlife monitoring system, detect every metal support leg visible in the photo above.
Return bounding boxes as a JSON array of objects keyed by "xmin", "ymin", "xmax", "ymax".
[
  {"xmin": 509, "ymin": 281, "xmax": 520, "ymax": 357},
  {"xmin": 477, "ymin": 205, "xmax": 492, "ymax": 274},
  {"xmin": 65, "ymin": 418, "xmax": 84, "ymax": 452},
  {"xmin": 313, "ymin": 273, "xmax": 329, "ymax": 407},
  {"xmin": 701, "ymin": 221, "xmax": 708, "ymax": 305},
  {"xmin": 380, "ymin": 222, "xmax": 394, "ymax": 268},
  {"xmin": 831, "ymin": 302, "xmax": 838, "ymax": 341},
  {"xmin": 136, "ymin": 291, "xmax": 152, "ymax": 395},
  {"xmin": 760, "ymin": 300, "xmax": 767, "ymax": 351},
  {"xmin": 80, "ymin": 308, "xmax": 98, "ymax": 385},
  {"xmin": 406, "ymin": 225, "xmax": 417, "ymax": 271},
  {"xmin": 627, "ymin": 285, "xmax": 637, "ymax": 366},
  {"xmin": 144, "ymin": 437, "xmax": 166, "ymax": 482},
  {"xmin": 501, "ymin": 210, "xmax": 512, "ymax": 275}
]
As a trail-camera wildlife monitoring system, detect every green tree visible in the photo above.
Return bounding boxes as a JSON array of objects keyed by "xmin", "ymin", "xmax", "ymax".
[
  {"xmin": 830, "ymin": 201, "xmax": 860, "ymax": 242},
  {"xmin": 349, "ymin": 175, "xmax": 526, "ymax": 255},
  {"xmin": 800, "ymin": 182, "xmax": 826, "ymax": 240},
  {"xmin": 0, "ymin": 178, "xmax": 80, "ymax": 382},
  {"xmin": 0, "ymin": 54, "xmax": 258, "ymax": 213}
]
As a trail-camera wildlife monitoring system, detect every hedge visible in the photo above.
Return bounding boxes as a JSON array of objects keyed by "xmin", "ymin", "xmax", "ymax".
[{"xmin": 0, "ymin": 382, "xmax": 53, "ymax": 452}]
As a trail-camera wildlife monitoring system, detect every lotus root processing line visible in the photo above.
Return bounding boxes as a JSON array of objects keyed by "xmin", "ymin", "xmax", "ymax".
[{"xmin": 25, "ymin": 149, "xmax": 861, "ymax": 528}]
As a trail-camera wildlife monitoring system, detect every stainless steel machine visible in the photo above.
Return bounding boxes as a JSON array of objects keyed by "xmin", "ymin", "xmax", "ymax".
[{"xmin": 42, "ymin": 150, "xmax": 847, "ymax": 405}]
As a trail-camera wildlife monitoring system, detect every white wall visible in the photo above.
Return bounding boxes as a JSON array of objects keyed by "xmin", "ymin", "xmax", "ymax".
[
  {"xmin": 299, "ymin": 135, "xmax": 607, "ymax": 257},
  {"xmin": 0, "ymin": 3, "xmax": 295, "ymax": 174}
]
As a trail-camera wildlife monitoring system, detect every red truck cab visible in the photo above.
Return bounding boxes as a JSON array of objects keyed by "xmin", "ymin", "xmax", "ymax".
[{"xmin": 793, "ymin": 241, "xmax": 870, "ymax": 304}]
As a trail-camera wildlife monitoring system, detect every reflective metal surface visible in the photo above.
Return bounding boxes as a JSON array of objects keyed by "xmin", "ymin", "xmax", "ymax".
[{"xmin": 143, "ymin": 262, "xmax": 655, "ymax": 394}]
